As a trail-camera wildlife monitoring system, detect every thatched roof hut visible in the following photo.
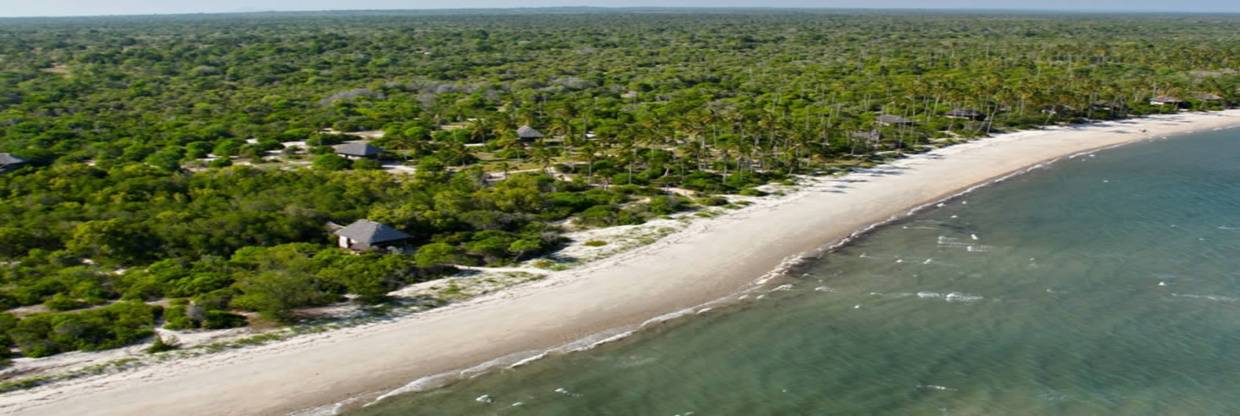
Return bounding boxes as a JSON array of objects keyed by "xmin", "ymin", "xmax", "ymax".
[
  {"xmin": 1149, "ymin": 95, "xmax": 1184, "ymax": 106},
  {"xmin": 1041, "ymin": 105, "xmax": 1076, "ymax": 115},
  {"xmin": 333, "ymin": 220, "xmax": 411, "ymax": 251},
  {"xmin": 1194, "ymin": 93, "xmax": 1224, "ymax": 101},
  {"xmin": 0, "ymin": 153, "xmax": 27, "ymax": 173},
  {"xmin": 333, "ymin": 142, "xmax": 383, "ymax": 159},
  {"xmin": 876, "ymin": 115, "xmax": 915, "ymax": 126},
  {"xmin": 945, "ymin": 108, "xmax": 984, "ymax": 120},
  {"xmin": 849, "ymin": 131, "xmax": 882, "ymax": 141},
  {"xmin": 517, "ymin": 125, "xmax": 544, "ymax": 140}
]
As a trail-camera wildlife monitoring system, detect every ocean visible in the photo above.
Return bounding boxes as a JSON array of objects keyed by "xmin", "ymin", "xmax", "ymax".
[{"xmin": 353, "ymin": 127, "xmax": 1240, "ymax": 415}]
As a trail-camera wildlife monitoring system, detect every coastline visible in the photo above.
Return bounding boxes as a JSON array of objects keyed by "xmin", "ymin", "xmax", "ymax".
[{"xmin": 5, "ymin": 110, "xmax": 1240, "ymax": 416}]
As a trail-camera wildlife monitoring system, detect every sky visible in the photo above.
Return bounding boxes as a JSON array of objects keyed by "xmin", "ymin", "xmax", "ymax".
[{"xmin": 1, "ymin": 0, "xmax": 1237, "ymax": 17}]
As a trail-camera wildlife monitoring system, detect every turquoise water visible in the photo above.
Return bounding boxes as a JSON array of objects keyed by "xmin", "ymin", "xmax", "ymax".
[{"xmin": 355, "ymin": 128, "xmax": 1240, "ymax": 415}]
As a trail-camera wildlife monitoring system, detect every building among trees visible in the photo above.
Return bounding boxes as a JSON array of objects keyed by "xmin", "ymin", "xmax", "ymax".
[
  {"xmin": 333, "ymin": 219, "xmax": 412, "ymax": 251},
  {"xmin": 332, "ymin": 142, "xmax": 383, "ymax": 159},
  {"xmin": 876, "ymin": 114, "xmax": 916, "ymax": 126},
  {"xmin": 945, "ymin": 108, "xmax": 985, "ymax": 120},
  {"xmin": 1149, "ymin": 95, "xmax": 1185, "ymax": 107},
  {"xmin": 1195, "ymin": 93, "xmax": 1224, "ymax": 102},
  {"xmin": 517, "ymin": 125, "xmax": 544, "ymax": 141},
  {"xmin": 850, "ymin": 130, "xmax": 882, "ymax": 141},
  {"xmin": 0, "ymin": 153, "xmax": 27, "ymax": 173}
]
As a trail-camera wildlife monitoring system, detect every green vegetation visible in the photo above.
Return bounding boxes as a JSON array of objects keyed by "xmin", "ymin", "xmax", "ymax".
[{"xmin": 0, "ymin": 10, "xmax": 1237, "ymax": 359}]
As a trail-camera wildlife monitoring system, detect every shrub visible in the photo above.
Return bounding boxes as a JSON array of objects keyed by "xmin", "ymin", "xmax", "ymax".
[
  {"xmin": 697, "ymin": 195, "xmax": 729, "ymax": 206},
  {"xmin": 738, "ymin": 188, "xmax": 768, "ymax": 197},
  {"xmin": 312, "ymin": 154, "xmax": 352, "ymax": 171},
  {"xmin": 208, "ymin": 157, "xmax": 232, "ymax": 168},
  {"xmin": 352, "ymin": 158, "xmax": 383, "ymax": 170},
  {"xmin": 163, "ymin": 303, "xmax": 196, "ymax": 330},
  {"xmin": 231, "ymin": 271, "xmax": 340, "ymax": 322},
  {"xmin": 43, "ymin": 293, "xmax": 86, "ymax": 311},
  {"xmin": 146, "ymin": 335, "xmax": 180, "ymax": 353},
  {"xmin": 576, "ymin": 204, "xmax": 643, "ymax": 227},
  {"xmin": 415, "ymin": 243, "xmax": 463, "ymax": 268},
  {"xmin": 202, "ymin": 311, "xmax": 247, "ymax": 329},
  {"xmin": 9, "ymin": 302, "xmax": 162, "ymax": 357},
  {"xmin": 647, "ymin": 195, "xmax": 689, "ymax": 216}
]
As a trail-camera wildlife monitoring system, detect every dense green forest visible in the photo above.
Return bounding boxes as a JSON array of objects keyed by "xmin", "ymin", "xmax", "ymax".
[{"xmin": 0, "ymin": 10, "xmax": 1236, "ymax": 360}]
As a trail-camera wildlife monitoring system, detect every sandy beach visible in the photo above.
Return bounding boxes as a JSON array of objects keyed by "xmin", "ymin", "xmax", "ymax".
[{"xmin": 5, "ymin": 110, "xmax": 1240, "ymax": 416}]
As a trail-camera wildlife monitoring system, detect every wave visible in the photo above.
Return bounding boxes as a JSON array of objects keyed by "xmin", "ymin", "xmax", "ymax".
[
  {"xmin": 1171, "ymin": 293, "xmax": 1238, "ymax": 303},
  {"xmin": 916, "ymin": 291, "xmax": 985, "ymax": 303}
]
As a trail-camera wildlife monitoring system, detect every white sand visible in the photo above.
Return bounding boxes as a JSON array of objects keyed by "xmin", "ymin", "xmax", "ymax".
[{"xmin": 5, "ymin": 111, "xmax": 1240, "ymax": 416}]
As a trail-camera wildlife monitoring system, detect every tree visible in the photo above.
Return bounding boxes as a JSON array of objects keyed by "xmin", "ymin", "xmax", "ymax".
[
  {"xmin": 415, "ymin": 242, "xmax": 463, "ymax": 268},
  {"xmin": 312, "ymin": 154, "xmax": 352, "ymax": 171},
  {"xmin": 66, "ymin": 220, "xmax": 155, "ymax": 265},
  {"xmin": 507, "ymin": 239, "xmax": 541, "ymax": 261},
  {"xmin": 231, "ymin": 270, "xmax": 336, "ymax": 321}
]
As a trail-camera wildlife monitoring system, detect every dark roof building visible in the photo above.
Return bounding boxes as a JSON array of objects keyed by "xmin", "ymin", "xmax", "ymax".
[
  {"xmin": 0, "ymin": 153, "xmax": 27, "ymax": 173},
  {"xmin": 876, "ymin": 115, "xmax": 915, "ymax": 126},
  {"xmin": 334, "ymin": 220, "xmax": 412, "ymax": 251},
  {"xmin": 333, "ymin": 142, "xmax": 383, "ymax": 159},
  {"xmin": 517, "ymin": 125, "xmax": 544, "ymax": 140},
  {"xmin": 945, "ymin": 108, "xmax": 984, "ymax": 120}
]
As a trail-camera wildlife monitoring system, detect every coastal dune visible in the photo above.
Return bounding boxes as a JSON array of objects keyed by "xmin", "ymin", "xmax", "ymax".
[{"xmin": 6, "ymin": 110, "xmax": 1240, "ymax": 416}]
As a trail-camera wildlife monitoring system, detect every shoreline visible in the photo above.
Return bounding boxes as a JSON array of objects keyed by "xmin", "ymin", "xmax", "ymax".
[{"xmin": 5, "ymin": 110, "xmax": 1240, "ymax": 416}]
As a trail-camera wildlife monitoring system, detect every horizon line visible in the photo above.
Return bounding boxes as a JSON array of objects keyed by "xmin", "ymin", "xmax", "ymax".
[{"xmin": 3, "ymin": 6, "xmax": 1238, "ymax": 20}]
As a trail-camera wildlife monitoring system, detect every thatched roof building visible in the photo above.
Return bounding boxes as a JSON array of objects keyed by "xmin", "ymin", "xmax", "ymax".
[
  {"xmin": 849, "ymin": 131, "xmax": 882, "ymax": 141},
  {"xmin": 333, "ymin": 142, "xmax": 383, "ymax": 159},
  {"xmin": 1149, "ymin": 95, "xmax": 1184, "ymax": 106},
  {"xmin": 0, "ymin": 153, "xmax": 27, "ymax": 173},
  {"xmin": 876, "ymin": 115, "xmax": 915, "ymax": 126},
  {"xmin": 1194, "ymin": 93, "xmax": 1224, "ymax": 101},
  {"xmin": 517, "ymin": 125, "xmax": 544, "ymax": 140},
  {"xmin": 333, "ymin": 220, "xmax": 411, "ymax": 251},
  {"xmin": 945, "ymin": 108, "xmax": 984, "ymax": 120}
]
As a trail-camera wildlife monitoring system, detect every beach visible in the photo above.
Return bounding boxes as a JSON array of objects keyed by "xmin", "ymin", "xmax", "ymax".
[{"xmin": 5, "ymin": 110, "xmax": 1240, "ymax": 416}]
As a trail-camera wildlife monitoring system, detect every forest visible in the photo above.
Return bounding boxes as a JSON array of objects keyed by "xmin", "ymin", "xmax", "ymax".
[{"xmin": 0, "ymin": 10, "xmax": 1236, "ymax": 361}]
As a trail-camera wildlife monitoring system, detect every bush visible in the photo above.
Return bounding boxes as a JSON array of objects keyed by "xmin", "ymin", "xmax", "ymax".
[
  {"xmin": 43, "ymin": 293, "xmax": 86, "ymax": 312},
  {"xmin": 647, "ymin": 195, "xmax": 689, "ymax": 216},
  {"xmin": 312, "ymin": 154, "xmax": 352, "ymax": 171},
  {"xmin": 352, "ymin": 158, "xmax": 383, "ymax": 170},
  {"xmin": 231, "ymin": 271, "xmax": 340, "ymax": 322},
  {"xmin": 203, "ymin": 310, "xmax": 248, "ymax": 329},
  {"xmin": 163, "ymin": 303, "xmax": 196, "ymax": 330},
  {"xmin": 208, "ymin": 157, "xmax": 233, "ymax": 168},
  {"xmin": 146, "ymin": 334, "xmax": 180, "ymax": 353},
  {"xmin": 415, "ymin": 243, "xmax": 463, "ymax": 268},
  {"xmin": 738, "ymin": 188, "xmax": 768, "ymax": 197},
  {"xmin": 576, "ymin": 204, "xmax": 643, "ymax": 227},
  {"xmin": 8, "ymin": 302, "xmax": 162, "ymax": 357},
  {"xmin": 697, "ymin": 195, "xmax": 729, "ymax": 206},
  {"xmin": 306, "ymin": 133, "xmax": 347, "ymax": 147}
]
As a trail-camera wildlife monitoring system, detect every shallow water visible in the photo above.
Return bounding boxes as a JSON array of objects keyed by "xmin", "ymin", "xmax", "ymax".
[{"xmin": 354, "ymin": 128, "xmax": 1240, "ymax": 415}]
